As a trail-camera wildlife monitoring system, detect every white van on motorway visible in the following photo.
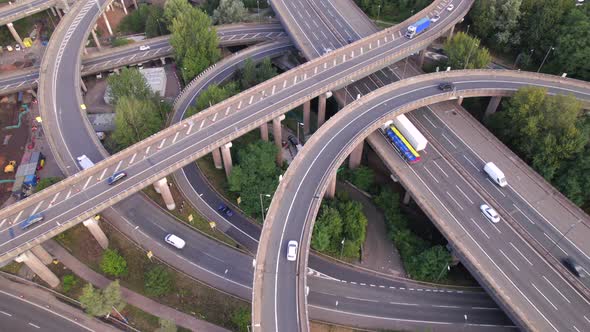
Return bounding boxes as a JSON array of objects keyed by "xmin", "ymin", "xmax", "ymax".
[
  {"xmin": 484, "ymin": 162, "xmax": 507, "ymax": 187},
  {"xmin": 77, "ymin": 155, "xmax": 95, "ymax": 170}
]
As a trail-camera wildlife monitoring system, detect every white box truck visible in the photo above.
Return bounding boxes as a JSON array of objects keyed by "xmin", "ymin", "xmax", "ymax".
[
  {"xmin": 77, "ymin": 155, "xmax": 95, "ymax": 170},
  {"xmin": 484, "ymin": 162, "xmax": 507, "ymax": 187},
  {"xmin": 390, "ymin": 114, "xmax": 428, "ymax": 151}
]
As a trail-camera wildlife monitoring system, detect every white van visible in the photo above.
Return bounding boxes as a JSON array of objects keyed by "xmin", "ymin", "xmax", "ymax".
[
  {"xmin": 484, "ymin": 162, "xmax": 507, "ymax": 187},
  {"xmin": 77, "ymin": 155, "xmax": 95, "ymax": 170}
]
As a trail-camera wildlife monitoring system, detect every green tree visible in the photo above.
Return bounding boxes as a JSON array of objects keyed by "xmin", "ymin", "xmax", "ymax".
[
  {"xmin": 102, "ymin": 280, "xmax": 126, "ymax": 312},
  {"xmin": 349, "ymin": 166, "xmax": 374, "ymax": 192},
  {"xmin": 185, "ymin": 83, "xmax": 239, "ymax": 118},
  {"xmin": 470, "ymin": 0, "xmax": 522, "ymax": 50},
  {"xmin": 111, "ymin": 96, "xmax": 165, "ymax": 149},
  {"xmin": 239, "ymin": 57, "xmax": 277, "ymax": 90},
  {"xmin": 407, "ymin": 245, "xmax": 452, "ymax": 281},
  {"xmin": 164, "ymin": 0, "xmax": 193, "ymax": 26},
  {"xmin": 36, "ymin": 177, "xmax": 62, "ymax": 192},
  {"xmin": 553, "ymin": 8, "xmax": 590, "ymax": 80},
  {"xmin": 443, "ymin": 32, "xmax": 491, "ymax": 69},
  {"xmin": 100, "ymin": 249, "xmax": 128, "ymax": 277},
  {"xmin": 228, "ymin": 140, "xmax": 281, "ymax": 219},
  {"xmin": 170, "ymin": 5, "xmax": 221, "ymax": 82},
  {"xmin": 488, "ymin": 86, "xmax": 587, "ymax": 180},
  {"xmin": 144, "ymin": 266, "xmax": 174, "ymax": 296},
  {"xmin": 157, "ymin": 319, "xmax": 177, "ymax": 332},
  {"xmin": 311, "ymin": 206, "xmax": 342, "ymax": 252},
  {"xmin": 79, "ymin": 283, "xmax": 109, "ymax": 316},
  {"xmin": 61, "ymin": 274, "xmax": 78, "ymax": 293},
  {"xmin": 107, "ymin": 68, "xmax": 152, "ymax": 106},
  {"xmin": 146, "ymin": 6, "xmax": 168, "ymax": 37},
  {"xmin": 255, "ymin": 57, "xmax": 277, "ymax": 86},
  {"xmin": 230, "ymin": 307, "xmax": 251, "ymax": 332},
  {"xmin": 213, "ymin": 0, "xmax": 247, "ymax": 24},
  {"xmin": 336, "ymin": 198, "xmax": 367, "ymax": 258},
  {"xmin": 555, "ymin": 147, "xmax": 590, "ymax": 207}
]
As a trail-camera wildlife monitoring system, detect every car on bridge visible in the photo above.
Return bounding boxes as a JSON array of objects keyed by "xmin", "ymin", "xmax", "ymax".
[
  {"xmin": 480, "ymin": 204, "xmax": 500, "ymax": 223},
  {"xmin": 107, "ymin": 171, "xmax": 127, "ymax": 185},
  {"xmin": 139, "ymin": 45, "xmax": 151, "ymax": 51},
  {"xmin": 19, "ymin": 213, "xmax": 44, "ymax": 230},
  {"xmin": 438, "ymin": 82, "xmax": 454, "ymax": 91},
  {"xmin": 286, "ymin": 240, "xmax": 298, "ymax": 261},
  {"xmin": 217, "ymin": 203, "xmax": 234, "ymax": 217}
]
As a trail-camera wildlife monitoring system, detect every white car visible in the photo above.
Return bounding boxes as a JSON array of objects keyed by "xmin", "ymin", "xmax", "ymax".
[
  {"xmin": 165, "ymin": 234, "xmax": 186, "ymax": 249},
  {"xmin": 480, "ymin": 204, "xmax": 500, "ymax": 223},
  {"xmin": 139, "ymin": 45, "xmax": 150, "ymax": 51},
  {"xmin": 286, "ymin": 240, "xmax": 298, "ymax": 261},
  {"xmin": 6, "ymin": 45, "xmax": 13, "ymax": 52},
  {"xmin": 430, "ymin": 15, "xmax": 441, "ymax": 23},
  {"xmin": 15, "ymin": 44, "xmax": 21, "ymax": 51},
  {"xmin": 447, "ymin": 4, "xmax": 455, "ymax": 11},
  {"xmin": 323, "ymin": 47, "xmax": 333, "ymax": 55}
]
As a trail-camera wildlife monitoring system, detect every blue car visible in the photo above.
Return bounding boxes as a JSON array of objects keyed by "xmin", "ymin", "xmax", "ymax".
[
  {"xmin": 107, "ymin": 171, "xmax": 127, "ymax": 185},
  {"xmin": 20, "ymin": 213, "xmax": 44, "ymax": 230},
  {"xmin": 217, "ymin": 203, "xmax": 234, "ymax": 217}
]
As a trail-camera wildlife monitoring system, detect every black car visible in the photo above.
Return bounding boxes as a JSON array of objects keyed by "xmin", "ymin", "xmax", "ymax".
[
  {"xmin": 438, "ymin": 82, "xmax": 454, "ymax": 92},
  {"xmin": 347, "ymin": 37, "xmax": 354, "ymax": 44},
  {"xmin": 217, "ymin": 203, "xmax": 234, "ymax": 217},
  {"xmin": 562, "ymin": 258, "xmax": 585, "ymax": 278},
  {"xmin": 288, "ymin": 135, "xmax": 299, "ymax": 146}
]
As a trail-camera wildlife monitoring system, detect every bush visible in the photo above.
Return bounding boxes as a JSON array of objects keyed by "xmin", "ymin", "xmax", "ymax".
[
  {"xmin": 36, "ymin": 177, "xmax": 63, "ymax": 192},
  {"xmin": 230, "ymin": 307, "xmax": 251, "ymax": 332},
  {"xmin": 100, "ymin": 249, "xmax": 128, "ymax": 277},
  {"xmin": 144, "ymin": 266, "xmax": 174, "ymax": 296},
  {"xmin": 61, "ymin": 274, "xmax": 77, "ymax": 293},
  {"xmin": 111, "ymin": 38, "xmax": 133, "ymax": 47}
]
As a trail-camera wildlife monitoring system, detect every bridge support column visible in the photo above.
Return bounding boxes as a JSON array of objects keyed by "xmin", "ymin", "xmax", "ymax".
[
  {"xmin": 273, "ymin": 115, "xmax": 285, "ymax": 165},
  {"xmin": 154, "ymin": 178, "xmax": 176, "ymax": 210},
  {"xmin": 6, "ymin": 23, "xmax": 24, "ymax": 49},
  {"xmin": 212, "ymin": 148, "xmax": 223, "ymax": 169},
  {"xmin": 325, "ymin": 172, "xmax": 336, "ymax": 199},
  {"xmin": 457, "ymin": 96, "xmax": 463, "ymax": 105},
  {"xmin": 91, "ymin": 29, "xmax": 101, "ymax": 50},
  {"xmin": 349, "ymin": 141, "xmax": 364, "ymax": 169},
  {"xmin": 160, "ymin": 57, "xmax": 166, "ymax": 65},
  {"xmin": 27, "ymin": 89, "xmax": 37, "ymax": 98},
  {"xmin": 83, "ymin": 217, "xmax": 109, "ymax": 249},
  {"xmin": 50, "ymin": 6, "xmax": 57, "ymax": 16},
  {"xmin": 31, "ymin": 245, "xmax": 53, "ymax": 265},
  {"xmin": 102, "ymin": 13, "xmax": 113, "ymax": 36},
  {"xmin": 56, "ymin": 7, "xmax": 63, "ymax": 18},
  {"xmin": 403, "ymin": 191, "xmax": 412, "ymax": 205},
  {"xmin": 60, "ymin": 0, "xmax": 69, "ymax": 12},
  {"xmin": 317, "ymin": 94, "xmax": 327, "ymax": 128},
  {"xmin": 132, "ymin": 0, "xmax": 138, "ymax": 9},
  {"xmin": 15, "ymin": 251, "xmax": 59, "ymax": 288},
  {"xmin": 417, "ymin": 49, "xmax": 426, "ymax": 68},
  {"xmin": 260, "ymin": 123, "xmax": 269, "ymax": 141},
  {"xmin": 447, "ymin": 25, "xmax": 455, "ymax": 39},
  {"xmin": 303, "ymin": 100, "xmax": 311, "ymax": 135},
  {"xmin": 485, "ymin": 96, "xmax": 502, "ymax": 117},
  {"xmin": 120, "ymin": 0, "xmax": 128, "ymax": 14},
  {"xmin": 80, "ymin": 79, "xmax": 87, "ymax": 93},
  {"xmin": 221, "ymin": 143, "xmax": 233, "ymax": 179}
]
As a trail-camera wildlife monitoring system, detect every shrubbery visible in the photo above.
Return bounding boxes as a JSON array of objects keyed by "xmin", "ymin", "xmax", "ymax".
[
  {"xmin": 144, "ymin": 265, "xmax": 174, "ymax": 296},
  {"xmin": 100, "ymin": 249, "xmax": 128, "ymax": 277}
]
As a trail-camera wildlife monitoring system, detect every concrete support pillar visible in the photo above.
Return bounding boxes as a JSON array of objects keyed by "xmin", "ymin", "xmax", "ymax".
[
  {"xmin": 60, "ymin": 0, "xmax": 69, "ymax": 12},
  {"xmin": 114, "ymin": 68, "xmax": 120, "ymax": 74},
  {"xmin": 27, "ymin": 89, "xmax": 37, "ymax": 98},
  {"xmin": 15, "ymin": 252, "xmax": 59, "ymax": 288},
  {"xmin": 349, "ymin": 141, "xmax": 364, "ymax": 169},
  {"xmin": 318, "ymin": 94, "xmax": 327, "ymax": 128},
  {"xmin": 417, "ymin": 50, "xmax": 426, "ymax": 68},
  {"xmin": 80, "ymin": 79, "xmax": 87, "ymax": 93},
  {"xmin": 6, "ymin": 23, "xmax": 24, "ymax": 49},
  {"xmin": 102, "ymin": 13, "xmax": 113, "ymax": 36},
  {"xmin": 324, "ymin": 172, "xmax": 337, "ymax": 199},
  {"xmin": 272, "ymin": 115, "xmax": 285, "ymax": 165},
  {"xmin": 447, "ymin": 25, "xmax": 455, "ymax": 39},
  {"xmin": 56, "ymin": 7, "xmax": 63, "ymax": 18},
  {"xmin": 120, "ymin": 0, "xmax": 128, "ymax": 14},
  {"xmin": 83, "ymin": 217, "xmax": 109, "ymax": 249},
  {"xmin": 50, "ymin": 6, "xmax": 57, "ymax": 16},
  {"xmin": 221, "ymin": 143, "xmax": 233, "ymax": 179},
  {"xmin": 132, "ymin": 0, "xmax": 138, "ymax": 9},
  {"xmin": 260, "ymin": 123, "xmax": 269, "ymax": 141},
  {"xmin": 31, "ymin": 245, "xmax": 53, "ymax": 265},
  {"xmin": 91, "ymin": 29, "xmax": 101, "ymax": 50},
  {"xmin": 303, "ymin": 100, "xmax": 311, "ymax": 135},
  {"xmin": 403, "ymin": 191, "xmax": 412, "ymax": 205},
  {"xmin": 160, "ymin": 57, "xmax": 166, "ymax": 65},
  {"xmin": 212, "ymin": 148, "xmax": 223, "ymax": 169},
  {"xmin": 485, "ymin": 96, "xmax": 502, "ymax": 117},
  {"xmin": 457, "ymin": 96, "xmax": 463, "ymax": 105},
  {"xmin": 155, "ymin": 178, "xmax": 176, "ymax": 210},
  {"xmin": 83, "ymin": 48, "xmax": 88, "ymax": 55}
]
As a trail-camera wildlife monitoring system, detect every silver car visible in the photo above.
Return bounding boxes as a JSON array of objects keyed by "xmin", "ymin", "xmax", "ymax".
[
  {"xmin": 480, "ymin": 204, "xmax": 500, "ymax": 223},
  {"xmin": 286, "ymin": 240, "xmax": 298, "ymax": 261}
]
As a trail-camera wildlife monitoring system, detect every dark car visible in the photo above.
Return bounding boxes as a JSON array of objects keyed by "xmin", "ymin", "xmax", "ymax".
[
  {"xmin": 438, "ymin": 82, "xmax": 454, "ymax": 92},
  {"xmin": 20, "ymin": 213, "xmax": 44, "ymax": 230},
  {"xmin": 107, "ymin": 171, "xmax": 127, "ymax": 185},
  {"xmin": 562, "ymin": 258, "xmax": 585, "ymax": 278},
  {"xmin": 288, "ymin": 135, "xmax": 299, "ymax": 146},
  {"xmin": 217, "ymin": 203, "xmax": 234, "ymax": 217},
  {"xmin": 347, "ymin": 37, "xmax": 354, "ymax": 44}
]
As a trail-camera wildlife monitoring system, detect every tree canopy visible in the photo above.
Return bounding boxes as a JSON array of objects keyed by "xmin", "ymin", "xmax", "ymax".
[
  {"xmin": 100, "ymin": 249, "xmax": 128, "ymax": 277},
  {"xmin": 111, "ymin": 96, "xmax": 166, "ymax": 149},
  {"xmin": 213, "ymin": 0, "xmax": 247, "ymax": 24},
  {"xmin": 107, "ymin": 68, "xmax": 152, "ymax": 106},
  {"xmin": 239, "ymin": 57, "xmax": 277, "ymax": 90},
  {"xmin": 144, "ymin": 265, "xmax": 174, "ymax": 296},
  {"xmin": 79, "ymin": 280, "xmax": 125, "ymax": 317},
  {"xmin": 443, "ymin": 32, "xmax": 491, "ymax": 69},
  {"xmin": 118, "ymin": 4, "xmax": 167, "ymax": 37},
  {"xmin": 185, "ymin": 83, "xmax": 239, "ymax": 118}
]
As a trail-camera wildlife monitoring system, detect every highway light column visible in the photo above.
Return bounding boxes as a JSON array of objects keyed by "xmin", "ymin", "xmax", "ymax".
[
  {"xmin": 296, "ymin": 122, "xmax": 304, "ymax": 143},
  {"xmin": 463, "ymin": 40, "xmax": 479, "ymax": 69},
  {"xmin": 221, "ymin": 142, "xmax": 233, "ymax": 178},
  {"xmin": 537, "ymin": 46, "xmax": 555, "ymax": 73},
  {"xmin": 83, "ymin": 217, "xmax": 109, "ymax": 248},
  {"xmin": 303, "ymin": 100, "xmax": 311, "ymax": 135},
  {"xmin": 6, "ymin": 23, "xmax": 24, "ymax": 49},
  {"xmin": 259, "ymin": 194, "xmax": 271, "ymax": 221},
  {"xmin": 15, "ymin": 251, "xmax": 60, "ymax": 288},
  {"xmin": 317, "ymin": 94, "xmax": 327, "ymax": 127},
  {"xmin": 272, "ymin": 115, "xmax": 285, "ymax": 165},
  {"xmin": 340, "ymin": 238, "xmax": 345, "ymax": 258}
]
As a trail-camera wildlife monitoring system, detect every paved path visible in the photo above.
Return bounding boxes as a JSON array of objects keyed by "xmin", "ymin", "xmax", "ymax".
[
  {"xmin": 43, "ymin": 241, "xmax": 229, "ymax": 332},
  {"xmin": 0, "ymin": 274, "xmax": 119, "ymax": 332}
]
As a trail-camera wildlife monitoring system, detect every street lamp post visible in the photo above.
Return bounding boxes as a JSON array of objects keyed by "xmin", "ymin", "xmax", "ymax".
[
  {"xmin": 377, "ymin": 5, "xmax": 381, "ymax": 21},
  {"xmin": 402, "ymin": 56, "xmax": 409, "ymax": 78},
  {"xmin": 463, "ymin": 39, "xmax": 479, "ymax": 69},
  {"xmin": 296, "ymin": 122, "xmax": 304, "ymax": 143},
  {"xmin": 257, "ymin": 0, "xmax": 260, "ymax": 23},
  {"xmin": 345, "ymin": 79, "xmax": 355, "ymax": 105},
  {"xmin": 436, "ymin": 264, "xmax": 450, "ymax": 281},
  {"xmin": 259, "ymin": 194, "xmax": 271, "ymax": 221},
  {"xmin": 537, "ymin": 46, "xmax": 554, "ymax": 73},
  {"xmin": 340, "ymin": 238, "xmax": 345, "ymax": 258}
]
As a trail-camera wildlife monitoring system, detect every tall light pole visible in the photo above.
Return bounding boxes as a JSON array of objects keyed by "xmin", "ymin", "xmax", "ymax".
[
  {"xmin": 377, "ymin": 4, "xmax": 381, "ymax": 21},
  {"xmin": 340, "ymin": 238, "xmax": 346, "ymax": 258},
  {"xmin": 259, "ymin": 194, "xmax": 271, "ymax": 221},
  {"xmin": 345, "ymin": 79, "xmax": 355, "ymax": 105},
  {"xmin": 296, "ymin": 122, "xmax": 304, "ymax": 143},
  {"xmin": 463, "ymin": 39, "xmax": 479, "ymax": 69},
  {"xmin": 537, "ymin": 46, "xmax": 554, "ymax": 73},
  {"xmin": 257, "ymin": 0, "xmax": 260, "ymax": 23},
  {"xmin": 402, "ymin": 56, "xmax": 409, "ymax": 78},
  {"xmin": 466, "ymin": 24, "xmax": 470, "ymax": 35}
]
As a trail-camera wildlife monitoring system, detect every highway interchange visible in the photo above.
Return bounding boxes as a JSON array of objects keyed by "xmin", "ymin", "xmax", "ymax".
[{"xmin": 1, "ymin": 0, "xmax": 590, "ymax": 330}]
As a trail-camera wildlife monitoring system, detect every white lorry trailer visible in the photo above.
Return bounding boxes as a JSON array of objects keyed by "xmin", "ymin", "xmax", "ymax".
[{"xmin": 383, "ymin": 114, "xmax": 428, "ymax": 151}]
